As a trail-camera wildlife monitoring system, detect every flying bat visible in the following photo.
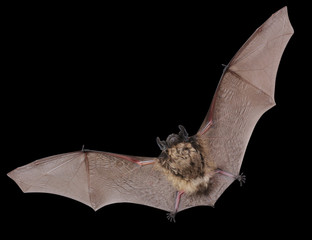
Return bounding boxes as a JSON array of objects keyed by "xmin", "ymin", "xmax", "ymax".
[{"xmin": 8, "ymin": 7, "xmax": 293, "ymax": 222}]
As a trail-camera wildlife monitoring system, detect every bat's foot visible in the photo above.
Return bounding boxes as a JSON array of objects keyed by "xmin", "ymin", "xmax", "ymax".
[
  {"xmin": 236, "ymin": 173, "xmax": 246, "ymax": 187},
  {"xmin": 166, "ymin": 211, "xmax": 177, "ymax": 223}
]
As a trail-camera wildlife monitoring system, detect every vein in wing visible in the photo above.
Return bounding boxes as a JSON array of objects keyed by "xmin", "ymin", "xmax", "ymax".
[
  {"xmin": 60, "ymin": 157, "xmax": 87, "ymax": 197},
  {"xmin": 231, "ymin": 40, "xmax": 266, "ymax": 65},
  {"xmin": 45, "ymin": 154, "xmax": 80, "ymax": 174},
  {"xmin": 20, "ymin": 153, "xmax": 83, "ymax": 192}
]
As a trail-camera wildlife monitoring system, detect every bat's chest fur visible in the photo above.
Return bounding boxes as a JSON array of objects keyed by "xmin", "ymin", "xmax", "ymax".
[{"xmin": 156, "ymin": 140, "xmax": 216, "ymax": 194}]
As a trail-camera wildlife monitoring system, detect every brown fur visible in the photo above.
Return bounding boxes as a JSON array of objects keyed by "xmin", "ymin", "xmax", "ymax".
[{"xmin": 155, "ymin": 137, "xmax": 216, "ymax": 194}]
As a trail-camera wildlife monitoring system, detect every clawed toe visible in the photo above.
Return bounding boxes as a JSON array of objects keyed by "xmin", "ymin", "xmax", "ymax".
[
  {"xmin": 166, "ymin": 212, "xmax": 176, "ymax": 223},
  {"xmin": 236, "ymin": 173, "xmax": 246, "ymax": 186}
]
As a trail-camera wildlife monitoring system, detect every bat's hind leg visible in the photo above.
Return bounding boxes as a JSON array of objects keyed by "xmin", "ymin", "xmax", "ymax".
[
  {"xmin": 215, "ymin": 169, "xmax": 246, "ymax": 186},
  {"xmin": 167, "ymin": 191, "xmax": 184, "ymax": 222}
]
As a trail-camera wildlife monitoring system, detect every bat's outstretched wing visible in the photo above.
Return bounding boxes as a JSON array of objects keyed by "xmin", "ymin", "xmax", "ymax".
[
  {"xmin": 7, "ymin": 150, "xmax": 216, "ymax": 212},
  {"xmin": 7, "ymin": 151, "xmax": 176, "ymax": 212},
  {"xmin": 194, "ymin": 7, "xmax": 293, "ymax": 206}
]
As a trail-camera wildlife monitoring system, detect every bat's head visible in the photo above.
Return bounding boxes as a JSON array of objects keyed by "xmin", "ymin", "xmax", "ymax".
[
  {"xmin": 155, "ymin": 126, "xmax": 211, "ymax": 194},
  {"xmin": 156, "ymin": 125, "xmax": 189, "ymax": 151},
  {"xmin": 156, "ymin": 126, "xmax": 207, "ymax": 186}
]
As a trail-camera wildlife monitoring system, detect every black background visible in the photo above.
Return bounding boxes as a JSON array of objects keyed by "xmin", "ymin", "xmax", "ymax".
[{"xmin": 2, "ymin": 0, "xmax": 307, "ymax": 238}]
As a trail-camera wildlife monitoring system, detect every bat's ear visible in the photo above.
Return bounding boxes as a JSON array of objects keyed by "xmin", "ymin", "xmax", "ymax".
[
  {"xmin": 156, "ymin": 137, "xmax": 168, "ymax": 151},
  {"xmin": 178, "ymin": 125, "xmax": 189, "ymax": 141}
]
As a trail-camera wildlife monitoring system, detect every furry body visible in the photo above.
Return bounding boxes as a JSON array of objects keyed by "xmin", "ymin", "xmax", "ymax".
[{"xmin": 156, "ymin": 135, "xmax": 216, "ymax": 194}]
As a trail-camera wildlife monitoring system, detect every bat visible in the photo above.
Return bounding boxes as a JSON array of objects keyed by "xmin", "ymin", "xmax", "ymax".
[{"xmin": 8, "ymin": 7, "xmax": 293, "ymax": 222}]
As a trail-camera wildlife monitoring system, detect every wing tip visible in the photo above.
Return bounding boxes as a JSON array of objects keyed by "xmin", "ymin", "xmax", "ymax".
[
  {"xmin": 274, "ymin": 6, "xmax": 288, "ymax": 16},
  {"xmin": 273, "ymin": 6, "xmax": 294, "ymax": 35},
  {"xmin": 7, "ymin": 169, "xmax": 30, "ymax": 193}
]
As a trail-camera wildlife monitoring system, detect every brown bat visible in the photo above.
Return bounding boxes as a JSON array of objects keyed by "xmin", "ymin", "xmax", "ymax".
[{"xmin": 8, "ymin": 7, "xmax": 293, "ymax": 222}]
